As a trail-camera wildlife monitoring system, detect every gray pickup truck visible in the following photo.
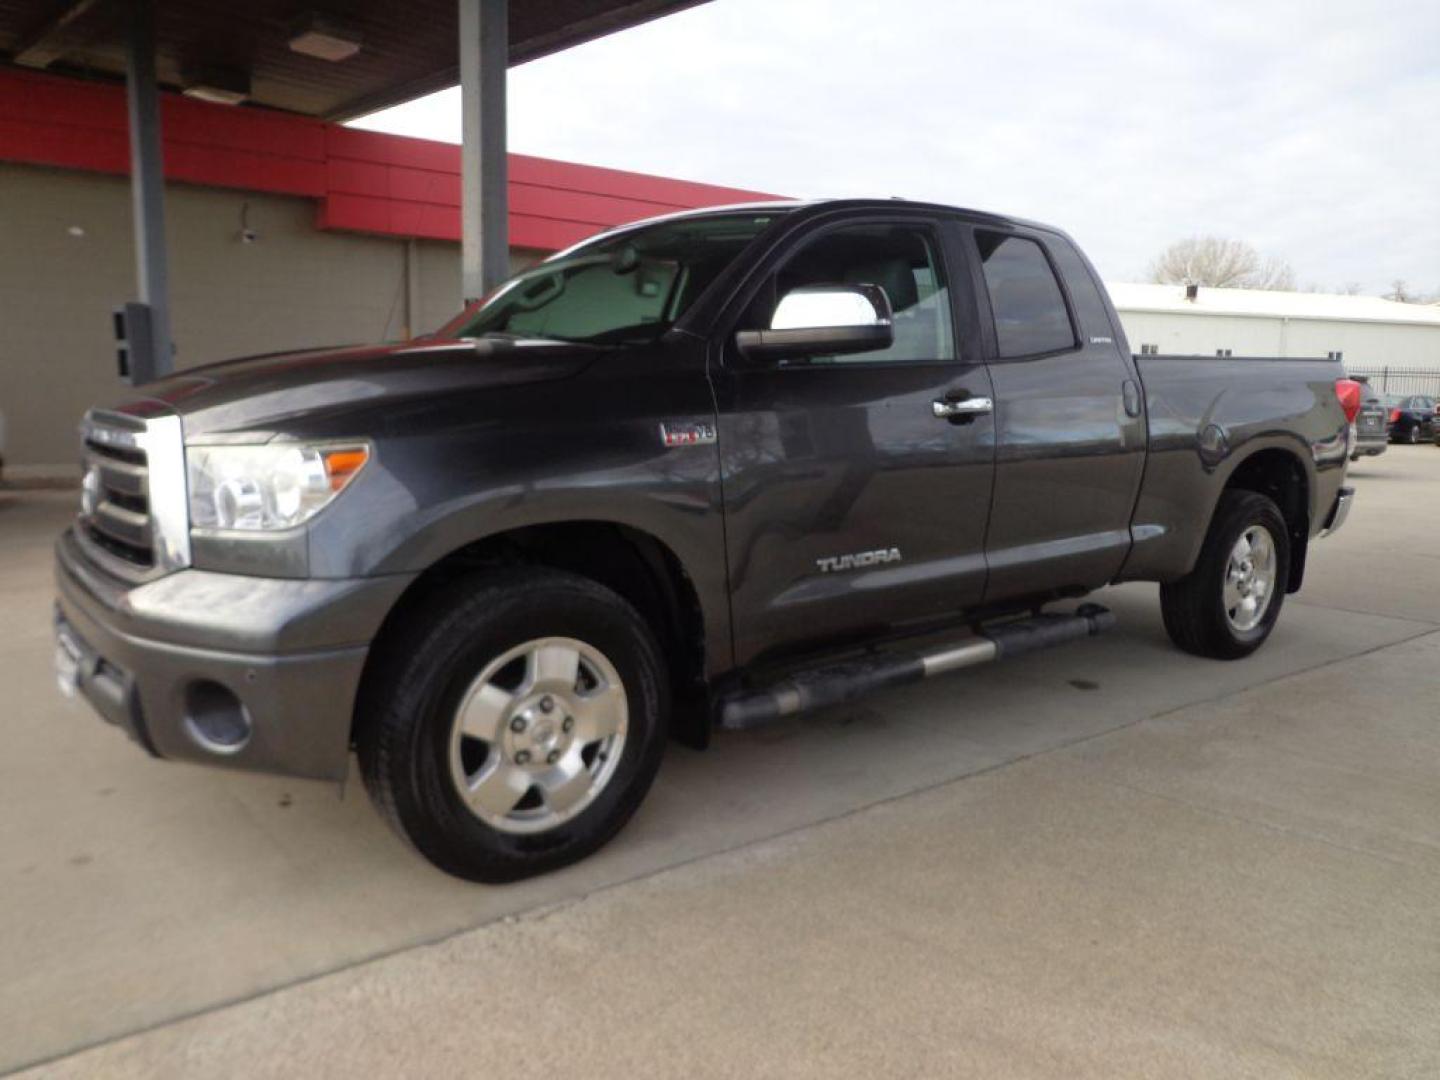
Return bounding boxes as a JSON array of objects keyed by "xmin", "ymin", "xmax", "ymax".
[{"xmin": 54, "ymin": 199, "xmax": 1359, "ymax": 880}]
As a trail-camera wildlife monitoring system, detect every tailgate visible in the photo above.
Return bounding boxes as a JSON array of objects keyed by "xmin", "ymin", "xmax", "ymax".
[{"xmin": 1356, "ymin": 404, "xmax": 1387, "ymax": 435}]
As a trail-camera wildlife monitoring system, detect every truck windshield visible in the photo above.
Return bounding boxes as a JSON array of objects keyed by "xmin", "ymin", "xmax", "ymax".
[{"xmin": 440, "ymin": 210, "xmax": 784, "ymax": 346}]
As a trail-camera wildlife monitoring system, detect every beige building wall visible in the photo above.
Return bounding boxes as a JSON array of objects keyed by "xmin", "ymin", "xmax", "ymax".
[
  {"xmin": 0, "ymin": 163, "xmax": 543, "ymax": 467},
  {"xmin": 1116, "ymin": 308, "xmax": 1440, "ymax": 370}
]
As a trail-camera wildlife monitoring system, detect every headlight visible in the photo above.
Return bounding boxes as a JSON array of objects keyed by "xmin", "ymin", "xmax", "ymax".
[{"xmin": 187, "ymin": 443, "xmax": 369, "ymax": 531}]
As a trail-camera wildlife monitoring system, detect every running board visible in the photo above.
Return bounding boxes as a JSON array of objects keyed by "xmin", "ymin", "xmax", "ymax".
[{"xmin": 718, "ymin": 603, "xmax": 1115, "ymax": 731}]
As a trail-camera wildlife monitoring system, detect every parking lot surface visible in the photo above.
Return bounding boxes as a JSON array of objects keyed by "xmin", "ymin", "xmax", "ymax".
[{"xmin": 3, "ymin": 447, "xmax": 1439, "ymax": 1077}]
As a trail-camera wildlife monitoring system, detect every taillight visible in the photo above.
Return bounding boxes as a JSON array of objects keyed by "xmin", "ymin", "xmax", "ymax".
[
  {"xmin": 1389, "ymin": 408, "xmax": 1402, "ymax": 424},
  {"xmin": 1334, "ymin": 379, "xmax": 1362, "ymax": 424}
]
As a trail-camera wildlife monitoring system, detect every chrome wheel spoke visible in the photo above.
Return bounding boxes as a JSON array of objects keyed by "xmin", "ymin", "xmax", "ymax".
[
  {"xmin": 458, "ymin": 682, "xmax": 513, "ymax": 742},
  {"xmin": 465, "ymin": 760, "xmax": 531, "ymax": 818},
  {"xmin": 528, "ymin": 643, "xmax": 581, "ymax": 691},
  {"xmin": 1223, "ymin": 577, "xmax": 1243, "ymax": 612},
  {"xmin": 540, "ymin": 756, "xmax": 593, "ymax": 815},
  {"xmin": 570, "ymin": 686, "xmax": 625, "ymax": 744}
]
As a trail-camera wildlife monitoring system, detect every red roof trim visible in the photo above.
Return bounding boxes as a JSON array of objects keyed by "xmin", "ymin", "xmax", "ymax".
[{"xmin": 0, "ymin": 67, "xmax": 781, "ymax": 251}]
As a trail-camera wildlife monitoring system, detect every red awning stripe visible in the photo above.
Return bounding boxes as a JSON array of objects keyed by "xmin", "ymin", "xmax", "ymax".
[{"xmin": 1, "ymin": 67, "xmax": 781, "ymax": 251}]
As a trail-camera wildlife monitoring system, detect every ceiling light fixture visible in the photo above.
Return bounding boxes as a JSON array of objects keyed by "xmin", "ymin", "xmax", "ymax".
[
  {"xmin": 288, "ymin": 14, "xmax": 363, "ymax": 62},
  {"xmin": 181, "ymin": 64, "xmax": 250, "ymax": 106}
]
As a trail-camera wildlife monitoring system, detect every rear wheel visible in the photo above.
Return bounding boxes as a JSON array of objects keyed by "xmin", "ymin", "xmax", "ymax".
[
  {"xmin": 357, "ymin": 568, "xmax": 669, "ymax": 882},
  {"xmin": 1407, "ymin": 424, "xmax": 1420, "ymax": 444},
  {"xmin": 1160, "ymin": 490, "xmax": 1290, "ymax": 660}
]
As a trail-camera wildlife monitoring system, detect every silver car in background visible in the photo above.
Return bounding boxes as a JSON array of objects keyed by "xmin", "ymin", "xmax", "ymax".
[{"xmin": 1350, "ymin": 380, "xmax": 1389, "ymax": 461}]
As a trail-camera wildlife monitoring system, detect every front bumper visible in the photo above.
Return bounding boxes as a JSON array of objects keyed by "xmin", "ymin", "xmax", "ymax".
[{"xmin": 54, "ymin": 528, "xmax": 412, "ymax": 781}]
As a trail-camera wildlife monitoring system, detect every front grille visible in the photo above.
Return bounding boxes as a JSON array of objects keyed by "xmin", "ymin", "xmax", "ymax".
[
  {"xmin": 75, "ymin": 409, "xmax": 190, "ymax": 579},
  {"xmin": 83, "ymin": 436, "xmax": 154, "ymax": 568}
]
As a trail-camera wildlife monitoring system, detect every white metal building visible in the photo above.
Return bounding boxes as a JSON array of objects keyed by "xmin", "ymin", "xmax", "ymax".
[{"xmin": 1106, "ymin": 283, "xmax": 1440, "ymax": 393}]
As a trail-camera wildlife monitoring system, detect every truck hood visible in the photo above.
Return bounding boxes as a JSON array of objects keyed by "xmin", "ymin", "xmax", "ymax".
[{"xmin": 115, "ymin": 337, "xmax": 602, "ymax": 438}]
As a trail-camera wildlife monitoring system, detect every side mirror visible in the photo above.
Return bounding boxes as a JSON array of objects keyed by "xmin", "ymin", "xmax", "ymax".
[{"xmin": 735, "ymin": 284, "xmax": 893, "ymax": 361}]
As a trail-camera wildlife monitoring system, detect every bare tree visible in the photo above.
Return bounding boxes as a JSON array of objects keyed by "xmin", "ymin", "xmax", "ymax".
[
  {"xmin": 1381, "ymin": 280, "xmax": 1440, "ymax": 304},
  {"xmin": 1148, "ymin": 236, "xmax": 1296, "ymax": 291}
]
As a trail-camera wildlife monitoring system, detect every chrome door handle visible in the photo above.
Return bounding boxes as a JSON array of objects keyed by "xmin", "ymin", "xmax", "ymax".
[{"xmin": 932, "ymin": 396, "xmax": 993, "ymax": 420}]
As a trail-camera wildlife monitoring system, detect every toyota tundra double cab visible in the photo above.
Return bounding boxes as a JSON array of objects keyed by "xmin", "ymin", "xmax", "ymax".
[{"xmin": 55, "ymin": 199, "xmax": 1358, "ymax": 881}]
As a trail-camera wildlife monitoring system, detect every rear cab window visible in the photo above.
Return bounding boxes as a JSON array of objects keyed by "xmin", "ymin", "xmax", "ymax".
[
  {"xmin": 1045, "ymin": 236, "xmax": 1118, "ymax": 347},
  {"xmin": 975, "ymin": 231, "xmax": 1076, "ymax": 358}
]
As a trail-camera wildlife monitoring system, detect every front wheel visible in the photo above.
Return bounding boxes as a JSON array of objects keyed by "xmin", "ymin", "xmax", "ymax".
[
  {"xmin": 357, "ymin": 568, "xmax": 669, "ymax": 882},
  {"xmin": 1160, "ymin": 490, "xmax": 1290, "ymax": 660}
]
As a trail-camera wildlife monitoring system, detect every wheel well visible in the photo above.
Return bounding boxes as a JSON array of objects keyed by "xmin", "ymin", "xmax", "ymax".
[
  {"xmin": 359, "ymin": 522, "xmax": 711, "ymax": 748},
  {"xmin": 1224, "ymin": 449, "xmax": 1309, "ymax": 593}
]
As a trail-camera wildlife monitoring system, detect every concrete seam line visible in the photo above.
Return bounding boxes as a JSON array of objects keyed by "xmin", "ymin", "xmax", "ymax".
[
  {"xmin": 1095, "ymin": 776, "xmax": 1436, "ymax": 873},
  {"xmin": 1289, "ymin": 597, "xmax": 1440, "ymax": 628},
  {"xmin": 9, "ymin": 624, "xmax": 1440, "ymax": 1077},
  {"xmin": 1140, "ymin": 625, "xmax": 1440, "ymax": 726}
]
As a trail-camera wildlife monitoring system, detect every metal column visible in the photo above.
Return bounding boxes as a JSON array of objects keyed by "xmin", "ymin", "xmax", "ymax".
[
  {"xmin": 458, "ymin": 0, "xmax": 509, "ymax": 305},
  {"xmin": 123, "ymin": 0, "xmax": 173, "ymax": 381},
  {"xmin": 404, "ymin": 238, "xmax": 422, "ymax": 338}
]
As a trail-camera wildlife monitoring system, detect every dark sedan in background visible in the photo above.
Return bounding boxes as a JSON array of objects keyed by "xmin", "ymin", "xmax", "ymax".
[{"xmin": 1385, "ymin": 394, "xmax": 1438, "ymax": 445}]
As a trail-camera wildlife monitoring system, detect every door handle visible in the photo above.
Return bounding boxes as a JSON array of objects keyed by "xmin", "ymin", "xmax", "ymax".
[
  {"xmin": 1122, "ymin": 379, "xmax": 1141, "ymax": 418},
  {"xmin": 932, "ymin": 395, "xmax": 993, "ymax": 421}
]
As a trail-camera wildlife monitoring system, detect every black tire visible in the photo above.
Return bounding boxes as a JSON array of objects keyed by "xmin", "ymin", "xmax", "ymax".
[
  {"xmin": 1407, "ymin": 424, "xmax": 1420, "ymax": 444},
  {"xmin": 356, "ymin": 567, "xmax": 669, "ymax": 882},
  {"xmin": 1160, "ymin": 490, "xmax": 1290, "ymax": 660}
]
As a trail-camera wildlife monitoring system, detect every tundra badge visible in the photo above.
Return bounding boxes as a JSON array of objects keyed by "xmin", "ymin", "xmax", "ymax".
[{"xmin": 816, "ymin": 548, "xmax": 903, "ymax": 573}]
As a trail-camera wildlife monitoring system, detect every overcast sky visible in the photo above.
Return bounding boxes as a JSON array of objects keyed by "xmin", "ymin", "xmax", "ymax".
[{"xmin": 351, "ymin": 0, "xmax": 1438, "ymax": 294}]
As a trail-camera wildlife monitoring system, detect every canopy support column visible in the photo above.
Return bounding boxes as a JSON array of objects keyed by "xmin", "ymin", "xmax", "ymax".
[
  {"xmin": 459, "ymin": 0, "xmax": 509, "ymax": 306},
  {"xmin": 123, "ymin": 0, "xmax": 173, "ymax": 382}
]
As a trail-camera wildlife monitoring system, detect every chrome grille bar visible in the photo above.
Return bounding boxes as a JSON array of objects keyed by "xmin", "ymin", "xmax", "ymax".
[{"xmin": 78, "ymin": 410, "xmax": 190, "ymax": 577}]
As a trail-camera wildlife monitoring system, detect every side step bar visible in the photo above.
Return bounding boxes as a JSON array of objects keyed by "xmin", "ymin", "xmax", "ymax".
[{"xmin": 718, "ymin": 603, "xmax": 1115, "ymax": 731}]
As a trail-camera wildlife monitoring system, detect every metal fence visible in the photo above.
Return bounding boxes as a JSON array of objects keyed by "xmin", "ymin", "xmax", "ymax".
[{"xmin": 1345, "ymin": 366, "xmax": 1440, "ymax": 396}]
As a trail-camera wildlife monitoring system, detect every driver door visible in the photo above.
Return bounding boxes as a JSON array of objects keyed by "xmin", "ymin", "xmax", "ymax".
[{"xmin": 710, "ymin": 216, "xmax": 996, "ymax": 667}]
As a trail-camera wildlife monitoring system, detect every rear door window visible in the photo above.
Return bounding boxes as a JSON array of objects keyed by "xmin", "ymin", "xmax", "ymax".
[{"xmin": 975, "ymin": 232, "xmax": 1076, "ymax": 358}]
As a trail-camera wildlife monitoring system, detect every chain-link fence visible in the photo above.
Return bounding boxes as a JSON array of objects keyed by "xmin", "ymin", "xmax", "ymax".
[{"xmin": 1345, "ymin": 367, "xmax": 1440, "ymax": 396}]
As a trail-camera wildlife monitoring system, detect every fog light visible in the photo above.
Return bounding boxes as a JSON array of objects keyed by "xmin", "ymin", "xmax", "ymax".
[{"xmin": 183, "ymin": 680, "xmax": 251, "ymax": 753}]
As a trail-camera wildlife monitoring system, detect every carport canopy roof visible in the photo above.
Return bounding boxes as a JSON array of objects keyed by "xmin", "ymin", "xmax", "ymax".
[{"xmin": 0, "ymin": 0, "xmax": 709, "ymax": 119}]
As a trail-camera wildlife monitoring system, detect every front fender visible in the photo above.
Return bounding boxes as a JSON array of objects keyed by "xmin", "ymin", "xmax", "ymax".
[{"xmin": 298, "ymin": 352, "xmax": 731, "ymax": 674}]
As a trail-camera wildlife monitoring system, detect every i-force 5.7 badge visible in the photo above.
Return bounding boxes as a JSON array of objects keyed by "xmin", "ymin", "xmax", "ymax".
[{"xmin": 659, "ymin": 421, "xmax": 717, "ymax": 448}]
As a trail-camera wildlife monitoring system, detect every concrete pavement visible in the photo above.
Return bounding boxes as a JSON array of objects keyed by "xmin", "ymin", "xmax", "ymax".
[{"xmin": 3, "ymin": 446, "xmax": 1439, "ymax": 1077}]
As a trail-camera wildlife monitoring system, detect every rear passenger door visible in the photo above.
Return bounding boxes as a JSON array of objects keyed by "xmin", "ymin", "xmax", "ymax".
[{"xmin": 965, "ymin": 225, "xmax": 1146, "ymax": 601}]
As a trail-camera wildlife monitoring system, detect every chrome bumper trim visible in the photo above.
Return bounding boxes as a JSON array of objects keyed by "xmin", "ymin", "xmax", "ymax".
[{"xmin": 1321, "ymin": 486, "xmax": 1354, "ymax": 537}]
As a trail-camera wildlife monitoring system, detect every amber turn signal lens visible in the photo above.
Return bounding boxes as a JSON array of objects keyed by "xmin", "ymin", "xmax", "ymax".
[{"xmin": 321, "ymin": 447, "xmax": 369, "ymax": 492}]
